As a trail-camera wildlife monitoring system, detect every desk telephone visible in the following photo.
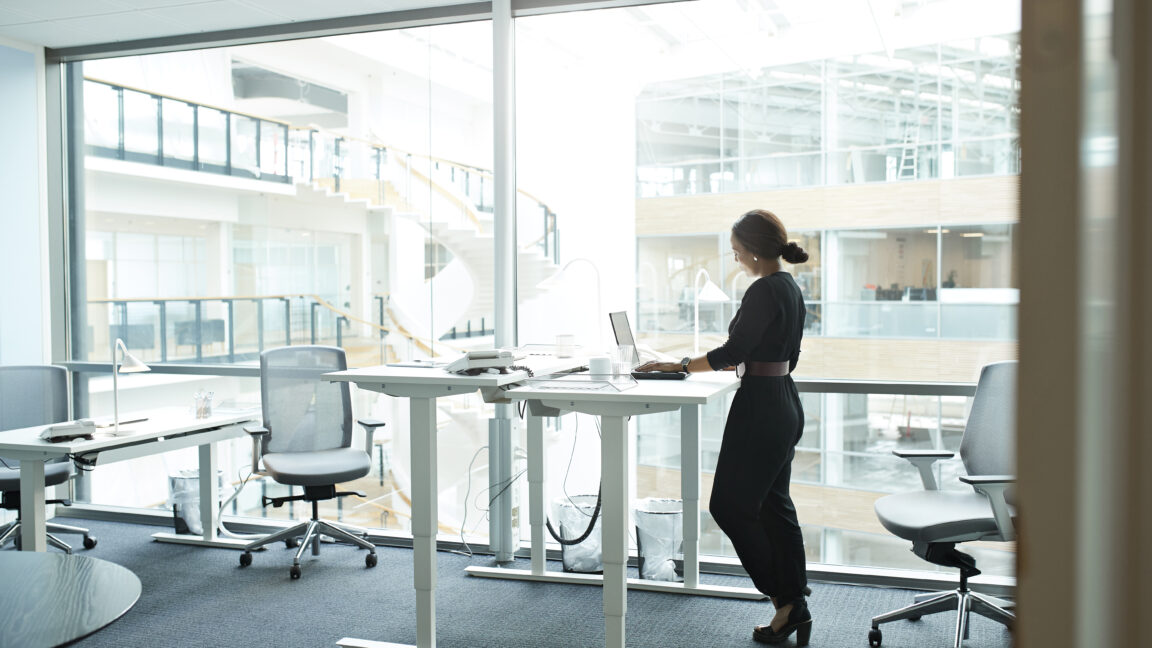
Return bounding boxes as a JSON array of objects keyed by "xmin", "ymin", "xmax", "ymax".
[
  {"xmin": 445, "ymin": 349, "xmax": 518, "ymax": 374},
  {"xmin": 40, "ymin": 419, "xmax": 97, "ymax": 442}
]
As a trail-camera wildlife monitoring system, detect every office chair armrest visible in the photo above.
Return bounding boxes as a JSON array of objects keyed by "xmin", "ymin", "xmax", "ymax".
[
  {"xmin": 959, "ymin": 474, "xmax": 1017, "ymax": 541},
  {"xmin": 892, "ymin": 450, "xmax": 955, "ymax": 491},
  {"xmin": 357, "ymin": 418, "xmax": 386, "ymax": 455},
  {"xmin": 244, "ymin": 425, "xmax": 269, "ymax": 474}
]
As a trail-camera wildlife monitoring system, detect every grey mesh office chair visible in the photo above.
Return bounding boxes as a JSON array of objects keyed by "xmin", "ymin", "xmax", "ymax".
[
  {"xmin": 238, "ymin": 346, "xmax": 383, "ymax": 579},
  {"xmin": 0, "ymin": 365, "xmax": 96, "ymax": 552},
  {"xmin": 868, "ymin": 361, "xmax": 1016, "ymax": 647}
]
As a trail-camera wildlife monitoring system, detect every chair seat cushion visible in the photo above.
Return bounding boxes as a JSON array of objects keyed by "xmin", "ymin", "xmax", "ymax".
[
  {"xmin": 0, "ymin": 461, "xmax": 73, "ymax": 492},
  {"xmin": 262, "ymin": 448, "xmax": 371, "ymax": 487},
  {"xmin": 874, "ymin": 490, "xmax": 1017, "ymax": 544}
]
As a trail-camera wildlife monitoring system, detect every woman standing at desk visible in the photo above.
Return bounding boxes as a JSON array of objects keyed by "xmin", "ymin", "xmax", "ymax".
[{"xmin": 638, "ymin": 208, "xmax": 811, "ymax": 645}]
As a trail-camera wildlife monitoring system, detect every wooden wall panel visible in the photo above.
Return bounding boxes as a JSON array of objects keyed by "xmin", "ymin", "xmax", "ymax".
[
  {"xmin": 636, "ymin": 176, "xmax": 1020, "ymax": 235},
  {"xmin": 642, "ymin": 332, "xmax": 1016, "ymax": 382}
]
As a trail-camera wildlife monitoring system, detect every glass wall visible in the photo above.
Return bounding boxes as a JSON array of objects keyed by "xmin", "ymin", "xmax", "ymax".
[
  {"xmin": 69, "ymin": 22, "xmax": 501, "ymax": 541},
  {"xmin": 56, "ymin": 0, "xmax": 1020, "ymax": 581},
  {"xmin": 623, "ymin": 0, "xmax": 1020, "ymax": 577},
  {"xmin": 637, "ymin": 35, "xmax": 1021, "ymax": 196}
]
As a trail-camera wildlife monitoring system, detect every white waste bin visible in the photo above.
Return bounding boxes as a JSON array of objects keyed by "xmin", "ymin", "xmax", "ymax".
[
  {"xmin": 553, "ymin": 494, "xmax": 602, "ymax": 573},
  {"xmin": 634, "ymin": 497, "xmax": 684, "ymax": 582},
  {"xmin": 167, "ymin": 469, "xmax": 224, "ymax": 535}
]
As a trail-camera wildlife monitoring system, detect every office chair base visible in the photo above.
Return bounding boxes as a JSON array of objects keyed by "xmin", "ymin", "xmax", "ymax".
[
  {"xmin": 869, "ymin": 588, "xmax": 1014, "ymax": 648},
  {"xmin": 913, "ymin": 589, "xmax": 1014, "ymax": 610},
  {"xmin": 0, "ymin": 519, "xmax": 95, "ymax": 553},
  {"xmin": 239, "ymin": 517, "xmax": 377, "ymax": 578}
]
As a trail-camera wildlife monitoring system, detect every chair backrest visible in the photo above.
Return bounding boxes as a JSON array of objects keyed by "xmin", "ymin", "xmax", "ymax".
[
  {"xmin": 959, "ymin": 361, "xmax": 1016, "ymax": 497},
  {"xmin": 259, "ymin": 346, "xmax": 352, "ymax": 455},
  {"xmin": 0, "ymin": 365, "xmax": 70, "ymax": 431}
]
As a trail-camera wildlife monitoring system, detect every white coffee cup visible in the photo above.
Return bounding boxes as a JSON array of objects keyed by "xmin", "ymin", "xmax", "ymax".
[{"xmin": 589, "ymin": 356, "xmax": 612, "ymax": 375}]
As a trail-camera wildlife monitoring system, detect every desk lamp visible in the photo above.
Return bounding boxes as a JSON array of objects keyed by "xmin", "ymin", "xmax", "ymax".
[
  {"xmin": 694, "ymin": 268, "xmax": 730, "ymax": 354},
  {"xmin": 113, "ymin": 338, "xmax": 151, "ymax": 434},
  {"xmin": 538, "ymin": 257, "xmax": 603, "ymax": 350}
]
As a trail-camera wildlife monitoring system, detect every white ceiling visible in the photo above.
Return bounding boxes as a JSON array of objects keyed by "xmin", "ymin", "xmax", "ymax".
[{"xmin": 0, "ymin": 0, "xmax": 468, "ymax": 49}]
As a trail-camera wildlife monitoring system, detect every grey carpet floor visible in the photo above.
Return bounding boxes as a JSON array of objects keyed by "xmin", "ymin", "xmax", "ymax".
[{"xmin": 30, "ymin": 518, "xmax": 1012, "ymax": 648}]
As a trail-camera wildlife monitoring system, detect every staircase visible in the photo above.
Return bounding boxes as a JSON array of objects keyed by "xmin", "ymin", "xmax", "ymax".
[{"xmin": 303, "ymin": 168, "xmax": 559, "ymax": 335}]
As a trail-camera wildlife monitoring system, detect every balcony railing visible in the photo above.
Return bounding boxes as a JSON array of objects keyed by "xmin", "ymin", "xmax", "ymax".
[
  {"xmin": 83, "ymin": 77, "xmax": 561, "ymax": 266},
  {"xmin": 83, "ymin": 78, "xmax": 291, "ymax": 183},
  {"xmin": 86, "ymin": 293, "xmax": 391, "ymax": 367}
]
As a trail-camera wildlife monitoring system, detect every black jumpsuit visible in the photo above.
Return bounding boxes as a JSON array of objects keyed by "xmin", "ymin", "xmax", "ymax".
[{"xmin": 705, "ymin": 270, "xmax": 807, "ymax": 602}]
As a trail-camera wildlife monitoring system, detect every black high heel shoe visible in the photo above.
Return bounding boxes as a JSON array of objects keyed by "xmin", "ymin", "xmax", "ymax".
[{"xmin": 753, "ymin": 597, "xmax": 812, "ymax": 646}]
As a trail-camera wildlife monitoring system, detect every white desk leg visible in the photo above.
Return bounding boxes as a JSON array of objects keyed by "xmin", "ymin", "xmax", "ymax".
[
  {"xmin": 526, "ymin": 413, "xmax": 547, "ymax": 576},
  {"xmin": 410, "ymin": 396, "xmax": 438, "ymax": 648},
  {"xmin": 19, "ymin": 459, "xmax": 47, "ymax": 552},
  {"xmin": 600, "ymin": 414, "xmax": 628, "ymax": 648},
  {"xmin": 680, "ymin": 404, "xmax": 700, "ymax": 588},
  {"xmin": 199, "ymin": 442, "xmax": 219, "ymax": 543}
]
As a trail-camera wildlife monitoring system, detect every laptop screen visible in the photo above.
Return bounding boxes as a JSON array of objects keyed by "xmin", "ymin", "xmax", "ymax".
[{"xmin": 608, "ymin": 311, "xmax": 639, "ymax": 365}]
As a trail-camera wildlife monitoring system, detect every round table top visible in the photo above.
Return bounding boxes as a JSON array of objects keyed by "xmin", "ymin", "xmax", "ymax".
[{"xmin": 0, "ymin": 551, "xmax": 141, "ymax": 647}]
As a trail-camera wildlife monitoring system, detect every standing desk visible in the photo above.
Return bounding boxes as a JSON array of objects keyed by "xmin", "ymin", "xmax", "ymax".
[
  {"xmin": 0, "ymin": 407, "xmax": 258, "ymax": 552},
  {"xmin": 480, "ymin": 372, "xmax": 755, "ymax": 648},
  {"xmin": 326, "ymin": 365, "xmax": 534, "ymax": 648},
  {"xmin": 327, "ymin": 366, "xmax": 758, "ymax": 648}
]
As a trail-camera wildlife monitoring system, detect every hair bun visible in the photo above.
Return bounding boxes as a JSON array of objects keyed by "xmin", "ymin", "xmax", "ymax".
[{"xmin": 781, "ymin": 242, "xmax": 809, "ymax": 264}]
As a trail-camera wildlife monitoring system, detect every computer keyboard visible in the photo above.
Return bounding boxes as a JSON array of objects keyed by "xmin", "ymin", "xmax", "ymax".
[{"xmin": 631, "ymin": 370, "xmax": 687, "ymax": 380}]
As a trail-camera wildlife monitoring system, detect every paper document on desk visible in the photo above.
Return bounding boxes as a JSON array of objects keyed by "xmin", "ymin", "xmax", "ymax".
[{"xmin": 528, "ymin": 373, "xmax": 637, "ymax": 392}]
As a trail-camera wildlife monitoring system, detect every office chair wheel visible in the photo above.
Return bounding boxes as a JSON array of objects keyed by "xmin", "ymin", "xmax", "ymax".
[
  {"xmin": 366, "ymin": 553, "xmax": 378, "ymax": 568},
  {"xmin": 239, "ymin": 552, "xmax": 253, "ymax": 567},
  {"xmin": 12, "ymin": 537, "xmax": 19, "ymax": 551},
  {"xmin": 289, "ymin": 565, "xmax": 302, "ymax": 579},
  {"xmin": 285, "ymin": 537, "xmax": 299, "ymax": 549},
  {"xmin": 83, "ymin": 535, "xmax": 97, "ymax": 549},
  {"xmin": 868, "ymin": 627, "xmax": 882, "ymax": 646},
  {"xmin": 907, "ymin": 615, "xmax": 921, "ymax": 622}
]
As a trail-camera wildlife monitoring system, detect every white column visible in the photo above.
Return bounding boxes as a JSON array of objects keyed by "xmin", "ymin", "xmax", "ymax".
[
  {"xmin": 492, "ymin": 0, "xmax": 516, "ymax": 345},
  {"xmin": 410, "ymin": 397, "xmax": 438, "ymax": 648},
  {"xmin": 600, "ymin": 414, "xmax": 628, "ymax": 648}
]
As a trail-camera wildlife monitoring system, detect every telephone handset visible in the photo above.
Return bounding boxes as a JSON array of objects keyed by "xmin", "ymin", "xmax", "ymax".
[{"xmin": 445, "ymin": 349, "xmax": 517, "ymax": 374}]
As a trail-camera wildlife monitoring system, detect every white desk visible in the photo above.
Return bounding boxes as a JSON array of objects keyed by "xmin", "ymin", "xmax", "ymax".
[
  {"xmin": 482, "ymin": 372, "xmax": 752, "ymax": 648},
  {"xmin": 327, "ymin": 365, "xmax": 533, "ymax": 648},
  {"xmin": 0, "ymin": 407, "xmax": 258, "ymax": 552},
  {"xmin": 326, "ymin": 365, "xmax": 755, "ymax": 648}
]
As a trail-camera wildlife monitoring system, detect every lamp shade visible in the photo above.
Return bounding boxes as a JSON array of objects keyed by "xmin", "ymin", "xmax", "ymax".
[
  {"xmin": 118, "ymin": 349, "xmax": 151, "ymax": 374},
  {"xmin": 696, "ymin": 279, "xmax": 730, "ymax": 303}
]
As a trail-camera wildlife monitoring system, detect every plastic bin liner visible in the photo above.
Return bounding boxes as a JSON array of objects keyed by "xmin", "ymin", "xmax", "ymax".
[
  {"xmin": 167, "ymin": 469, "xmax": 223, "ymax": 535},
  {"xmin": 634, "ymin": 497, "xmax": 684, "ymax": 582},
  {"xmin": 553, "ymin": 494, "xmax": 602, "ymax": 573}
]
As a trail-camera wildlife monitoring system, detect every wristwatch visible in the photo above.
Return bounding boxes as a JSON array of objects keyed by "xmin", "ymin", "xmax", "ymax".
[{"xmin": 680, "ymin": 356, "xmax": 691, "ymax": 373}]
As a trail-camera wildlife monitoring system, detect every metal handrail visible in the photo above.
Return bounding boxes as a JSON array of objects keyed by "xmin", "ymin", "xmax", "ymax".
[
  {"xmin": 83, "ymin": 76, "xmax": 561, "ymax": 264},
  {"xmin": 85, "ymin": 76, "xmax": 294, "ymax": 126}
]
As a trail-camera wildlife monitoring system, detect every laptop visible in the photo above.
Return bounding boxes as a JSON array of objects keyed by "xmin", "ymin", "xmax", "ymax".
[{"xmin": 608, "ymin": 311, "xmax": 686, "ymax": 380}]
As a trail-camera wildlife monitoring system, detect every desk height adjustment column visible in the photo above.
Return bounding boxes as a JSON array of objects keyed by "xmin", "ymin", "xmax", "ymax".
[
  {"xmin": 488, "ymin": 403, "xmax": 517, "ymax": 563},
  {"xmin": 410, "ymin": 396, "xmax": 438, "ymax": 648},
  {"xmin": 600, "ymin": 414, "xmax": 629, "ymax": 648}
]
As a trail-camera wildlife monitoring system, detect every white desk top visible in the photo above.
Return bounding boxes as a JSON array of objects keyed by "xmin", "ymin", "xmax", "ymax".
[
  {"xmin": 506, "ymin": 371, "xmax": 741, "ymax": 406},
  {"xmin": 325, "ymin": 355, "xmax": 589, "ymax": 390},
  {"xmin": 0, "ymin": 407, "xmax": 259, "ymax": 459},
  {"xmin": 325, "ymin": 364, "xmax": 531, "ymax": 388}
]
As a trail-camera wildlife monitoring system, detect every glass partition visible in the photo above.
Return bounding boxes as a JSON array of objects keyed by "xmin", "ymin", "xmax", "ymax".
[{"xmin": 60, "ymin": 0, "xmax": 1021, "ymax": 583}]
